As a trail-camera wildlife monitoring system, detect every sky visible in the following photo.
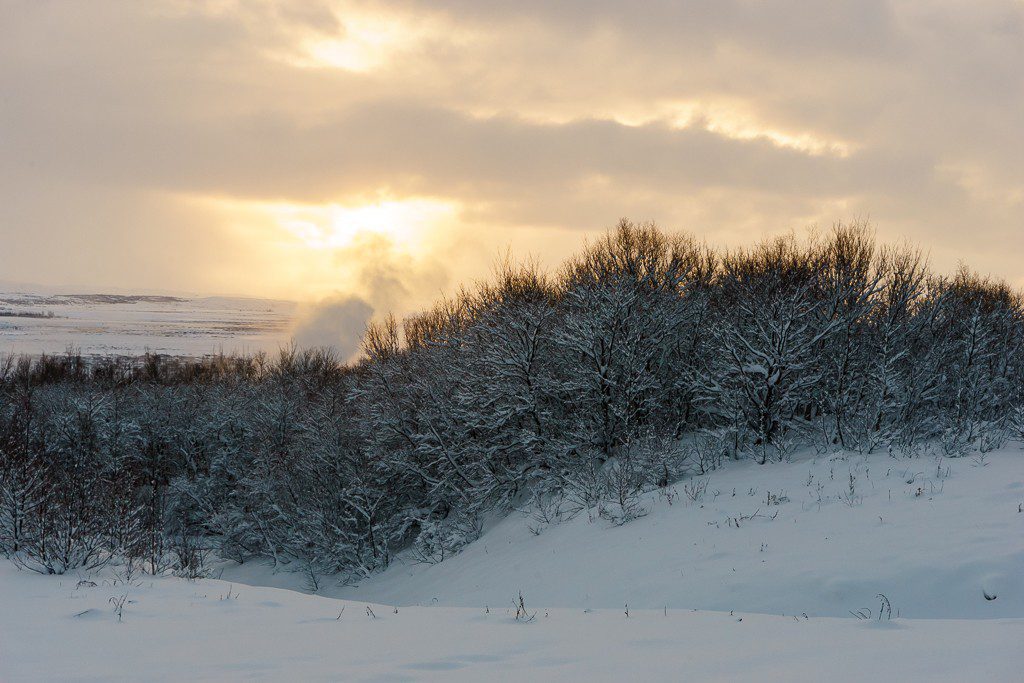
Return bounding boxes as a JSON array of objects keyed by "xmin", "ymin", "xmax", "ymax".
[{"xmin": 1, "ymin": 0, "xmax": 1022, "ymax": 319}]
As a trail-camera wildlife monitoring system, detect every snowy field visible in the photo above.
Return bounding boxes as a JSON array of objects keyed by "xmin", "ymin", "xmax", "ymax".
[
  {"xmin": 0, "ymin": 291, "xmax": 295, "ymax": 358},
  {"xmin": 1, "ymin": 447, "xmax": 1022, "ymax": 681},
  {"xmin": 1, "ymin": 566, "xmax": 1020, "ymax": 682}
]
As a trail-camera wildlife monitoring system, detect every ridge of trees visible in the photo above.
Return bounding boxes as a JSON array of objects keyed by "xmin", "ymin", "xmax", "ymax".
[{"xmin": 1, "ymin": 221, "xmax": 1022, "ymax": 580}]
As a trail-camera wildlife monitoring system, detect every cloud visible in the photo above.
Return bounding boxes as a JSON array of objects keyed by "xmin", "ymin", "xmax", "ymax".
[{"xmin": 0, "ymin": 0, "xmax": 1021, "ymax": 303}]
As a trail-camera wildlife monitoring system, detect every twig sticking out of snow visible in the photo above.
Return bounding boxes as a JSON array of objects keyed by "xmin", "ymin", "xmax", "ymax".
[{"xmin": 513, "ymin": 591, "xmax": 536, "ymax": 623}]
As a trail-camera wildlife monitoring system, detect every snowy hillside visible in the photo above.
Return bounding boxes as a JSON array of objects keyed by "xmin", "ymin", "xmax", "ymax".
[
  {"xmin": 315, "ymin": 448, "xmax": 1024, "ymax": 620},
  {"xmin": 2, "ymin": 448, "xmax": 1022, "ymax": 681}
]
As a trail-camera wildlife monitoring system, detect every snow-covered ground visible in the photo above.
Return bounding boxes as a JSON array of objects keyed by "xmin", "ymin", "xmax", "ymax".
[
  {"xmin": 0, "ymin": 292, "xmax": 295, "ymax": 357},
  {"xmin": 1, "ymin": 566, "xmax": 1020, "ymax": 682},
  {"xmin": 318, "ymin": 448, "xmax": 1024, "ymax": 619},
  {"xmin": 2, "ymin": 448, "xmax": 1022, "ymax": 680}
]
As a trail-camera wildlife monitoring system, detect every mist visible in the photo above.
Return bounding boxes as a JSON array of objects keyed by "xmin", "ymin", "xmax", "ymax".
[
  {"xmin": 291, "ymin": 295, "xmax": 374, "ymax": 360},
  {"xmin": 288, "ymin": 231, "xmax": 451, "ymax": 358}
]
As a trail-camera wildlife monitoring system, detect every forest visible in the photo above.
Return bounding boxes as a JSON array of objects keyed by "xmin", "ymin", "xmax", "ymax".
[{"xmin": 1, "ymin": 222, "xmax": 1022, "ymax": 583}]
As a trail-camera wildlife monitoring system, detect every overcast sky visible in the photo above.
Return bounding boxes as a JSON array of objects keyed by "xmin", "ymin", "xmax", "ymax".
[{"xmin": 1, "ymin": 0, "xmax": 1022, "ymax": 312}]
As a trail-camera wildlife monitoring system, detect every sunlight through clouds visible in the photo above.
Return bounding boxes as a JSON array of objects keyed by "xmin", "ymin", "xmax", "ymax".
[
  {"xmin": 462, "ymin": 99, "xmax": 852, "ymax": 157},
  {"xmin": 293, "ymin": 14, "xmax": 417, "ymax": 72},
  {"xmin": 276, "ymin": 3, "xmax": 461, "ymax": 73},
  {"xmin": 1, "ymin": 0, "xmax": 1021, "ymax": 302},
  {"xmin": 190, "ymin": 194, "xmax": 463, "ymax": 306},
  {"xmin": 268, "ymin": 199, "xmax": 457, "ymax": 250}
]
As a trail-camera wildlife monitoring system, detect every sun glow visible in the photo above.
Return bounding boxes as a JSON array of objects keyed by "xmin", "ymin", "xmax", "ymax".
[
  {"xmin": 280, "ymin": 8, "xmax": 444, "ymax": 73},
  {"xmin": 193, "ymin": 195, "xmax": 460, "ymax": 300},
  {"xmin": 267, "ymin": 199, "xmax": 456, "ymax": 250},
  {"xmin": 300, "ymin": 16, "xmax": 407, "ymax": 72}
]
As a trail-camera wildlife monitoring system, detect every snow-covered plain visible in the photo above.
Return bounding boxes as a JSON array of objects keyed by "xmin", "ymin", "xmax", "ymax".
[
  {"xmin": 0, "ymin": 292, "xmax": 295, "ymax": 357},
  {"xmin": 2, "ymin": 448, "xmax": 1023, "ymax": 681}
]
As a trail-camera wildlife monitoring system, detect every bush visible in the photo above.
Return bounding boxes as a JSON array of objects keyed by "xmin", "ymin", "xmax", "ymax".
[{"xmin": 1, "ymin": 221, "xmax": 1021, "ymax": 577}]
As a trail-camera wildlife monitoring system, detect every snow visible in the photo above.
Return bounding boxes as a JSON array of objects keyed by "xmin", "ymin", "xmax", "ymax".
[
  {"xmin": 275, "ymin": 449, "xmax": 1024, "ymax": 620},
  {"xmin": 2, "ymin": 448, "xmax": 1023, "ymax": 680},
  {"xmin": 0, "ymin": 292, "xmax": 296, "ymax": 357},
  {"xmin": 1, "ymin": 566, "xmax": 1021, "ymax": 681}
]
